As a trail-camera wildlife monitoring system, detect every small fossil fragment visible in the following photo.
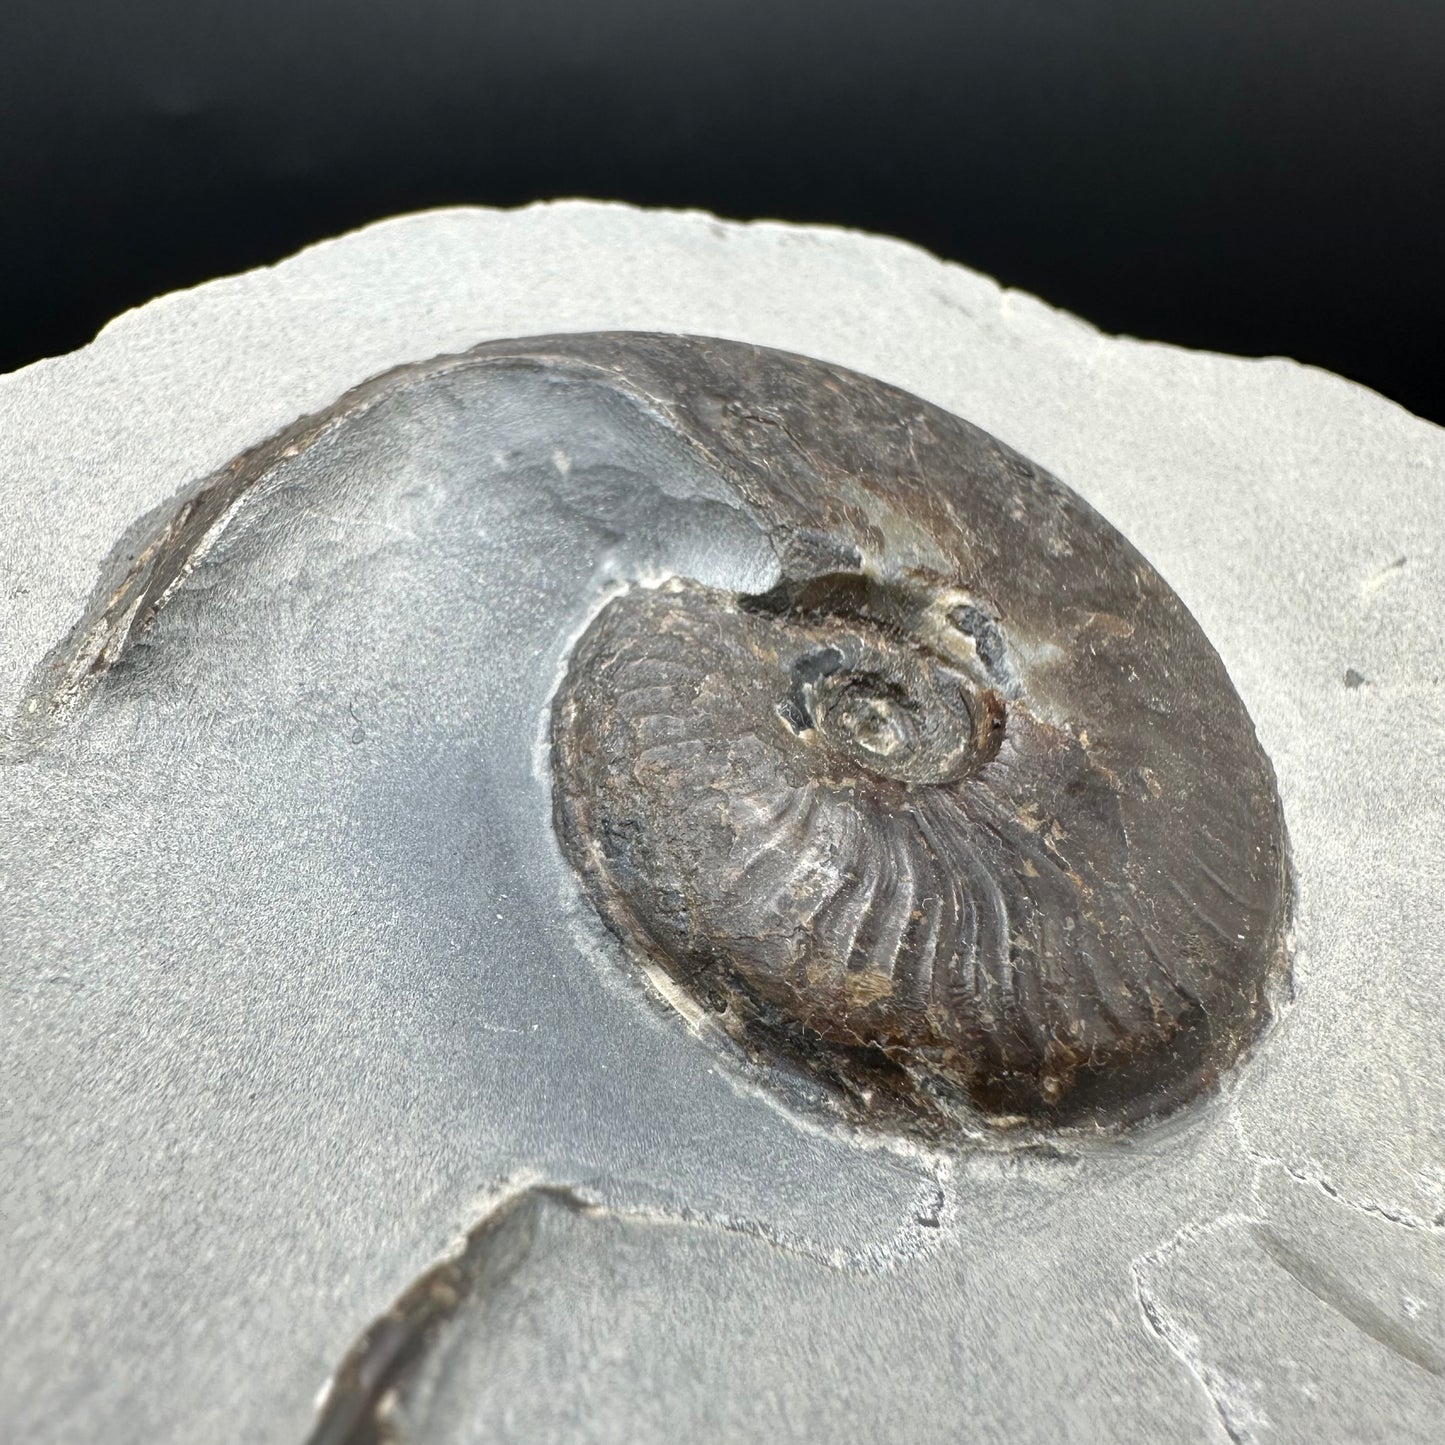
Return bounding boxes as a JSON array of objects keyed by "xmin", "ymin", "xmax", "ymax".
[{"xmin": 551, "ymin": 334, "xmax": 1291, "ymax": 1137}]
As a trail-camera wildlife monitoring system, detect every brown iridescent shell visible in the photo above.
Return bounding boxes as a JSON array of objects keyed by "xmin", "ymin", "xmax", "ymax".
[{"xmin": 550, "ymin": 333, "xmax": 1290, "ymax": 1137}]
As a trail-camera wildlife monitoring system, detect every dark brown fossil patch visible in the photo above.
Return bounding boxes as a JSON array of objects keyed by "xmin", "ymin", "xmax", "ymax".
[{"xmin": 550, "ymin": 333, "xmax": 1290, "ymax": 1137}]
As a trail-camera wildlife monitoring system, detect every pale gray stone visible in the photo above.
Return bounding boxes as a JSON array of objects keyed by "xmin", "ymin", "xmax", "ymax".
[{"xmin": 1, "ymin": 202, "xmax": 1441, "ymax": 1444}]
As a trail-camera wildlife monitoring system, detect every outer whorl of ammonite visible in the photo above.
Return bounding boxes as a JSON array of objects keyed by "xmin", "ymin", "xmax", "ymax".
[{"xmin": 550, "ymin": 334, "xmax": 1290, "ymax": 1137}]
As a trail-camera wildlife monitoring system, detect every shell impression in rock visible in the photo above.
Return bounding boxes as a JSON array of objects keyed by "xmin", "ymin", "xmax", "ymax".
[{"xmin": 549, "ymin": 334, "xmax": 1290, "ymax": 1136}]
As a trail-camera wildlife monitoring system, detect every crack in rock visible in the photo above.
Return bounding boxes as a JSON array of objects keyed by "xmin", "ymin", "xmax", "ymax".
[
  {"xmin": 1239, "ymin": 1135, "xmax": 1445, "ymax": 1235},
  {"xmin": 1130, "ymin": 1212, "xmax": 1272, "ymax": 1445}
]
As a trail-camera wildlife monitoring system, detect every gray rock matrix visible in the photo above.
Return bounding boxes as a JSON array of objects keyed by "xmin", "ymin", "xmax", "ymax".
[{"xmin": 1, "ymin": 202, "xmax": 1441, "ymax": 1443}]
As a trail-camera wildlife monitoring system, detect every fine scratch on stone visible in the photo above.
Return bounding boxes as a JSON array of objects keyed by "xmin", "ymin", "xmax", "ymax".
[
  {"xmin": 1250, "ymin": 1224, "xmax": 1445, "ymax": 1379},
  {"xmin": 1362, "ymin": 554, "xmax": 1408, "ymax": 597}
]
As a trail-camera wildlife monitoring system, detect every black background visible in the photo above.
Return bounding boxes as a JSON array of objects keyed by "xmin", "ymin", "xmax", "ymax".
[{"xmin": 2, "ymin": 0, "xmax": 1440, "ymax": 421}]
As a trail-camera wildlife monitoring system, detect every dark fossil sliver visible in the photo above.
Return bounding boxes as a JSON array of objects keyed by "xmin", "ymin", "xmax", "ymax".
[{"xmin": 549, "ymin": 334, "xmax": 1291, "ymax": 1135}]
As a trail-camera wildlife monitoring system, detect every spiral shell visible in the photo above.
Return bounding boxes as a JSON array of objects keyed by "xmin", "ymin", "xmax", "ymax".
[{"xmin": 551, "ymin": 333, "xmax": 1290, "ymax": 1135}]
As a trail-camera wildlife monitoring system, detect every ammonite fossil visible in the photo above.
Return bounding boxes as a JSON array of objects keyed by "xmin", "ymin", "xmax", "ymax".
[
  {"xmin": 33, "ymin": 330, "xmax": 1290, "ymax": 1141},
  {"xmin": 546, "ymin": 334, "xmax": 1291, "ymax": 1137}
]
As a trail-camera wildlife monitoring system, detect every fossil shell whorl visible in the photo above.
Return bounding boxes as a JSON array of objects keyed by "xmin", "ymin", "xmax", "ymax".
[{"xmin": 550, "ymin": 334, "xmax": 1290, "ymax": 1137}]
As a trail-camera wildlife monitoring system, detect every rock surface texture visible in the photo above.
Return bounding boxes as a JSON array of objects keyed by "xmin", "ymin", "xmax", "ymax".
[{"xmin": 1, "ymin": 202, "xmax": 1442, "ymax": 1444}]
